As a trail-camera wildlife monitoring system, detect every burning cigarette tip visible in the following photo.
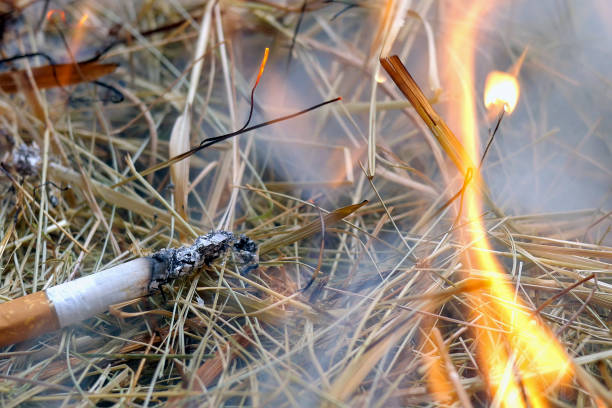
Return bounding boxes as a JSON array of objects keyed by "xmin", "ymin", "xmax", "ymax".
[{"xmin": 149, "ymin": 231, "xmax": 258, "ymax": 291}]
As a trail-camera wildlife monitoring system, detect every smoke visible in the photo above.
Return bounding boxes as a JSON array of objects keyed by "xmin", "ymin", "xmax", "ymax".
[{"xmin": 474, "ymin": 0, "xmax": 611, "ymax": 217}]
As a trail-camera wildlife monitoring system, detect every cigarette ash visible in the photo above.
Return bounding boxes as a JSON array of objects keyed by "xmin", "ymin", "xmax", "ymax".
[
  {"xmin": 1, "ymin": 140, "xmax": 41, "ymax": 180},
  {"xmin": 148, "ymin": 231, "xmax": 258, "ymax": 292},
  {"xmin": 11, "ymin": 142, "xmax": 41, "ymax": 177}
]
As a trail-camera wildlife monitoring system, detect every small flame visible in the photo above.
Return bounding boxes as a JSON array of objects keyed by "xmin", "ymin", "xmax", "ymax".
[
  {"xmin": 46, "ymin": 9, "xmax": 66, "ymax": 22},
  {"xmin": 254, "ymin": 48, "xmax": 269, "ymax": 89},
  {"xmin": 68, "ymin": 13, "xmax": 90, "ymax": 59},
  {"xmin": 78, "ymin": 13, "xmax": 89, "ymax": 27},
  {"xmin": 484, "ymin": 70, "xmax": 519, "ymax": 113}
]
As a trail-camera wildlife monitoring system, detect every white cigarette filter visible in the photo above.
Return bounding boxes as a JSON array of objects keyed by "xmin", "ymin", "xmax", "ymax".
[
  {"xmin": 0, "ymin": 258, "xmax": 153, "ymax": 347},
  {"xmin": 46, "ymin": 258, "xmax": 152, "ymax": 327},
  {"xmin": 0, "ymin": 231, "xmax": 258, "ymax": 347}
]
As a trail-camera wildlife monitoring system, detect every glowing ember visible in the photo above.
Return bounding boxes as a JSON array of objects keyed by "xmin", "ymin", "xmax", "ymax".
[{"xmin": 484, "ymin": 70, "xmax": 519, "ymax": 113}]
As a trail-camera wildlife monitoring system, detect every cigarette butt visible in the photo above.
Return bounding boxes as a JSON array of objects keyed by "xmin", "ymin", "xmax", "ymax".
[
  {"xmin": 46, "ymin": 258, "xmax": 152, "ymax": 328},
  {"xmin": 0, "ymin": 258, "xmax": 153, "ymax": 348},
  {"xmin": 0, "ymin": 231, "xmax": 258, "ymax": 348},
  {"xmin": 0, "ymin": 291, "xmax": 60, "ymax": 347}
]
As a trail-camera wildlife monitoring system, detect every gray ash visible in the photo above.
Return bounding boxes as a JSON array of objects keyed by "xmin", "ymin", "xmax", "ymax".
[
  {"xmin": 232, "ymin": 234, "xmax": 258, "ymax": 266},
  {"xmin": 11, "ymin": 142, "xmax": 41, "ymax": 177},
  {"xmin": 148, "ymin": 231, "xmax": 258, "ymax": 292}
]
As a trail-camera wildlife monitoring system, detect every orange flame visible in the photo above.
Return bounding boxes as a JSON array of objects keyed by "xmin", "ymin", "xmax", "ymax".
[
  {"xmin": 69, "ymin": 13, "xmax": 90, "ymax": 58},
  {"xmin": 484, "ymin": 71, "xmax": 519, "ymax": 113},
  {"xmin": 435, "ymin": 2, "xmax": 573, "ymax": 406},
  {"xmin": 254, "ymin": 47, "xmax": 269, "ymax": 90},
  {"xmin": 77, "ymin": 13, "xmax": 89, "ymax": 27},
  {"xmin": 45, "ymin": 9, "xmax": 66, "ymax": 22}
]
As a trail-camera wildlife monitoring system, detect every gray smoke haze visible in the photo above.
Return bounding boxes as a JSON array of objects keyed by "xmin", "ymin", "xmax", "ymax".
[{"xmin": 473, "ymin": 0, "xmax": 611, "ymax": 218}]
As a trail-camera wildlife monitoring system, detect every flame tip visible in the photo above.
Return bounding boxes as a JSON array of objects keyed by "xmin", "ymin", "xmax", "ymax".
[
  {"xmin": 484, "ymin": 70, "xmax": 520, "ymax": 114},
  {"xmin": 78, "ymin": 13, "xmax": 89, "ymax": 26}
]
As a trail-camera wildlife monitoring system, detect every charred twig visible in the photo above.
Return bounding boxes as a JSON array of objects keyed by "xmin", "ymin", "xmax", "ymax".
[
  {"xmin": 327, "ymin": 1, "xmax": 359, "ymax": 20},
  {"xmin": 286, "ymin": 1, "xmax": 307, "ymax": 70},
  {"xmin": 479, "ymin": 109, "xmax": 505, "ymax": 169},
  {"xmin": 555, "ymin": 288, "xmax": 596, "ymax": 335},
  {"xmin": 112, "ymin": 97, "xmax": 342, "ymax": 188},
  {"xmin": 32, "ymin": 180, "xmax": 70, "ymax": 203},
  {"xmin": 237, "ymin": 47, "xmax": 269, "ymax": 133},
  {"xmin": 532, "ymin": 274, "xmax": 595, "ymax": 316}
]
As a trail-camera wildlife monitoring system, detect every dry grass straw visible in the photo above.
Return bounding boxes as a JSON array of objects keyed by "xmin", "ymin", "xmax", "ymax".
[{"xmin": 0, "ymin": 1, "xmax": 610, "ymax": 407}]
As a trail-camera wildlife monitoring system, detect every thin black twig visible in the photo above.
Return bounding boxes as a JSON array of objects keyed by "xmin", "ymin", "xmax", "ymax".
[
  {"xmin": 199, "ymin": 97, "xmax": 342, "ymax": 148},
  {"xmin": 113, "ymin": 96, "xmax": 342, "ymax": 187},
  {"xmin": 325, "ymin": 0, "xmax": 359, "ymax": 20},
  {"xmin": 532, "ymin": 274, "xmax": 595, "ymax": 316},
  {"xmin": 479, "ymin": 109, "xmax": 505, "ymax": 169},
  {"xmin": 34, "ymin": 0, "xmax": 52, "ymax": 32},
  {"xmin": 237, "ymin": 48, "xmax": 268, "ymax": 133},
  {"xmin": 33, "ymin": 181, "xmax": 70, "ymax": 202},
  {"xmin": 286, "ymin": 1, "xmax": 307, "ymax": 70},
  {"xmin": 0, "ymin": 51, "xmax": 56, "ymax": 67},
  {"xmin": 92, "ymin": 80, "xmax": 124, "ymax": 103},
  {"xmin": 0, "ymin": 52, "xmax": 67, "ymax": 95},
  {"xmin": 555, "ymin": 288, "xmax": 595, "ymax": 335}
]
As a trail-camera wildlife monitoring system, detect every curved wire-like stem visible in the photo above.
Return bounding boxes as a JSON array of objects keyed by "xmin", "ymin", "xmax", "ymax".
[{"xmin": 112, "ymin": 97, "xmax": 341, "ymax": 188}]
